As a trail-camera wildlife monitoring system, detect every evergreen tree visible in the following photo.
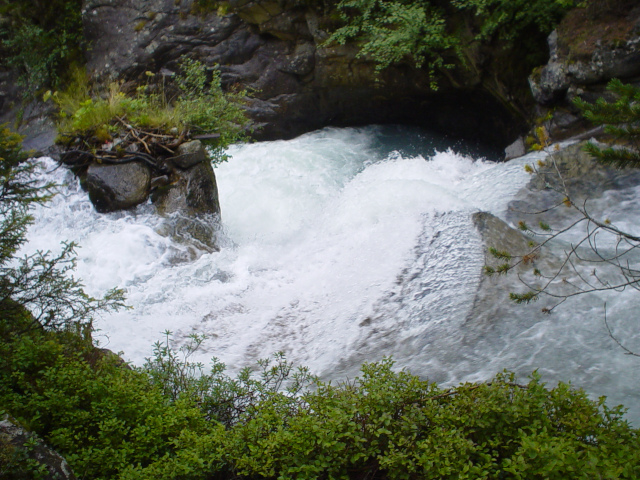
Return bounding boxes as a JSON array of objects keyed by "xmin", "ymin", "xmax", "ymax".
[
  {"xmin": 574, "ymin": 78, "xmax": 640, "ymax": 168},
  {"xmin": 0, "ymin": 125, "xmax": 124, "ymax": 336}
]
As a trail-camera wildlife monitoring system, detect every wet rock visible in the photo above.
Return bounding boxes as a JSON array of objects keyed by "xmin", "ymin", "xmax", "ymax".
[
  {"xmin": 466, "ymin": 211, "xmax": 560, "ymax": 330},
  {"xmin": 86, "ymin": 161, "xmax": 151, "ymax": 213},
  {"xmin": 0, "ymin": 415, "xmax": 77, "ymax": 480},
  {"xmin": 167, "ymin": 140, "xmax": 208, "ymax": 169},
  {"xmin": 152, "ymin": 140, "xmax": 221, "ymax": 251},
  {"xmin": 153, "ymin": 141, "xmax": 220, "ymax": 216},
  {"xmin": 150, "ymin": 175, "xmax": 170, "ymax": 189},
  {"xmin": 504, "ymin": 137, "xmax": 526, "ymax": 160}
]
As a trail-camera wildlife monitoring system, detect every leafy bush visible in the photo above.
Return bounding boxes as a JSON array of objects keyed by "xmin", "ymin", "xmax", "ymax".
[
  {"xmin": 0, "ymin": 327, "xmax": 210, "ymax": 480},
  {"xmin": 3, "ymin": 321, "xmax": 639, "ymax": 479},
  {"xmin": 325, "ymin": 0, "xmax": 579, "ymax": 84},
  {"xmin": 0, "ymin": 0, "xmax": 84, "ymax": 100},
  {"xmin": 452, "ymin": 0, "xmax": 579, "ymax": 43},
  {"xmin": 326, "ymin": 0, "xmax": 457, "ymax": 82},
  {"xmin": 129, "ymin": 358, "xmax": 640, "ymax": 479},
  {"xmin": 143, "ymin": 333, "xmax": 316, "ymax": 427}
]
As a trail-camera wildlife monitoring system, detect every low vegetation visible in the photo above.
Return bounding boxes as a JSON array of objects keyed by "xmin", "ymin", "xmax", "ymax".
[{"xmin": 54, "ymin": 58, "xmax": 249, "ymax": 166}]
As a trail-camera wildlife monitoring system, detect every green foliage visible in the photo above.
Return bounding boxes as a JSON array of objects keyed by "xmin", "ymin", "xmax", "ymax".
[
  {"xmin": 143, "ymin": 332, "xmax": 316, "ymax": 427},
  {"xmin": 325, "ymin": 0, "xmax": 578, "ymax": 82},
  {"xmin": 0, "ymin": 0, "xmax": 85, "ymax": 100},
  {"xmin": 173, "ymin": 57, "xmax": 249, "ymax": 163},
  {"xmin": 488, "ymin": 246, "xmax": 511, "ymax": 261},
  {"xmin": 327, "ymin": 0, "xmax": 457, "ymax": 82},
  {"xmin": 191, "ymin": 0, "xmax": 220, "ymax": 14},
  {"xmin": 575, "ymin": 78, "xmax": 640, "ymax": 168},
  {"xmin": 452, "ymin": 0, "xmax": 579, "ymax": 43},
  {"xmin": 132, "ymin": 359, "xmax": 640, "ymax": 479},
  {"xmin": 0, "ymin": 327, "xmax": 209, "ymax": 480},
  {"xmin": 4, "ymin": 327, "xmax": 639, "ymax": 479},
  {"xmin": 510, "ymin": 291, "xmax": 539, "ymax": 304}
]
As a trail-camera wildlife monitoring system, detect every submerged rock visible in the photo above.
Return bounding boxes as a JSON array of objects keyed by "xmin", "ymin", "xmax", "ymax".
[{"xmin": 85, "ymin": 161, "xmax": 151, "ymax": 213}]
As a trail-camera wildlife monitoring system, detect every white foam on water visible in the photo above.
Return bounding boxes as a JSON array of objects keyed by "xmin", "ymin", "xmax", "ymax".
[{"xmin": 22, "ymin": 126, "xmax": 640, "ymax": 424}]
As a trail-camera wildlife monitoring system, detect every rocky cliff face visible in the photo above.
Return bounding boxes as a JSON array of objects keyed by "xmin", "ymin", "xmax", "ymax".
[
  {"xmin": 529, "ymin": 3, "xmax": 640, "ymax": 140},
  {"xmin": 4, "ymin": 2, "xmax": 637, "ymax": 155},
  {"xmin": 80, "ymin": 0, "xmax": 528, "ymax": 150}
]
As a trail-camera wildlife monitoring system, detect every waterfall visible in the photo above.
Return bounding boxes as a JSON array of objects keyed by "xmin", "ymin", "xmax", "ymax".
[{"xmin": 24, "ymin": 125, "xmax": 640, "ymax": 424}]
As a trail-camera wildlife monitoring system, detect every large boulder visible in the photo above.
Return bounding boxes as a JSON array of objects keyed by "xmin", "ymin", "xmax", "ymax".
[
  {"xmin": 85, "ymin": 161, "xmax": 151, "ymax": 213},
  {"xmin": 152, "ymin": 140, "xmax": 221, "ymax": 251},
  {"xmin": 153, "ymin": 140, "xmax": 221, "ymax": 217},
  {"xmin": 0, "ymin": 415, "xmax": 77, "ymax": 480}
]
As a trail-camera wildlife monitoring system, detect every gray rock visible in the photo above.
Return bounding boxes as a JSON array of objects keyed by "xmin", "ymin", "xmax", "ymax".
[
  {"xmin": 153, "ymin": 148, "xmax": 220, "ymax": 217},
  {"xmin": 167, "ymin": 140, "xmax": 208, "ymax": 169},
  {"xmin": 504, "ymin": 136, "xmax": 526, "ymax": 160},
  {"xmin": 152, "ymin": 147, "xmax": 221, "ymax": 251},
  {"xmin": 0, "ymin": 415, "xmax": 77, "ymax": 480},
  {"xmin": 86, "ymin": 161, "xmax": 151, "ymax": 213},
  {"xmin": 529, "ymin": 9, "xmax": 640, "ymax": 141}
]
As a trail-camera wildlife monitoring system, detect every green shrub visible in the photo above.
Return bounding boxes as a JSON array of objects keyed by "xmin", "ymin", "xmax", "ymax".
[
  {"xmin": 0, "ymin": 0, "xmax": 84, "ymax": 100},
  {"xmin": 217, "ymin": 360, "xmax": 640, "ymax": 479},
  {"xmin": 0, "ymin": 327, "xmax": 211, "ymax": 480},
  {"xmin": 326, "ymin": 0, "xmax": 458, "ymax": 83},
  {"xmin": 127, "ymin": 357, "xmax": 640, "ymax": 480},
  {"xmin": 143, "ymin": 332, "xmax": 316, "ymax": 427},
  {"xmin": 325, "ymin": 0, "xmax": 579, "ymax": 84},
  {"xmin": 452, "ymin": 0, "xmax": 579, "ymax": 43},
  {"xmin": 3, "ymin": 325, "xmax": 639, "ymax": 479}
]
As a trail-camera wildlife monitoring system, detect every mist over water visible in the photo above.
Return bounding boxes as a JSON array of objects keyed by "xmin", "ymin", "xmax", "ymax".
[{"xmin": 25, "ymin": 125, "xmax": 640, "ymax": 424}]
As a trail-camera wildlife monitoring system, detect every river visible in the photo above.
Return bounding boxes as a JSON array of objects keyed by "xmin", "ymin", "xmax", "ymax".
[{"xmin": 25, "ymin": 125, "xmax": 640, "ymax": 424}]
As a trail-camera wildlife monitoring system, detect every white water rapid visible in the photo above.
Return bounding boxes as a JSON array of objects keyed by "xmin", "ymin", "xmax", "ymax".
[{"xmin": 25, "ymin": 125, "xmax": 640, "ymax": 424}]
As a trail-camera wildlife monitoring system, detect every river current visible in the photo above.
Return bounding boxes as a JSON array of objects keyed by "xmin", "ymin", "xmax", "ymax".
[{"xmin": 25, "ymin": 125, "xmax": 640, "ymax": 424}]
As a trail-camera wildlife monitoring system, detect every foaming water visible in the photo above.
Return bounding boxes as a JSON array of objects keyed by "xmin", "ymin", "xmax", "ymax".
[{"xmin": 24, "ymin": 125, "xmax": 640, "ymax": 424}]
